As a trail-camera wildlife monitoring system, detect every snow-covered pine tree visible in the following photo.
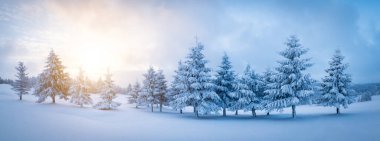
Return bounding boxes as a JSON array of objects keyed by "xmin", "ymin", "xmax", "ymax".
[
  {"xmin": 93, "ymin": 70, "xmax": 121, "ymax": 110},
  {"xmin": 319, "ymin": 50, "xmax": 354, "ymax": 114},
  {"xmin": 230, "ymin": 65, "xmax": 262, "ymax": 116},
  {"xmin": 214, "ymin": 53, "xmax": 236, "ymax": 116},
  {"xmin": 180, "ymin": 40, "xmax": 221, "ymax": 117},
  {"xmin": 140, "ymin": 67, "xmax": 159, "ymax": 112},
  {"xmin": 34, "ymin": 50, "xmax": 70, "ymax": 103},
  {"xmin": 169, "ymin": 61, "xmax": 190, "ymax": 114},
  {"xmin": 12, "ymin": 62, "xmax": 30, "ymax": 100},
  {"xmin": 155, "ymin": 70, "xmax": 167, "ymax": 112},
  {"xmin": 129, "ymin": 82, "xmax": 141, "ymax": 108},
  {"xmin": 261, "ymin": 68, "xmax": 277, "ymax": 116},
  {"xmin": 125, "ymin": 83, "xmax": 132, "ymax": 101},
  {"xmin": 70, "ymin": 68, "xmax": 92, "ymax": 107},
  {"xmin": 264, "ymin": 36, "xmax": 314, "ymax": 118},
  {"xmin": 126, "ymin": 83, "xmax": 132, "ymax": 96}
]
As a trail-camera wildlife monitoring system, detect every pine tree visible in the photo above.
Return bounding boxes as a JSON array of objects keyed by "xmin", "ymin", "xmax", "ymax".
[
  {"xmin": 125, "ymin": 83, "xmax": 132, "ymax": 103},
  {"xmin": 70, "ymin": 68, "xmax": 92, "ymax": 107},
  {"xmin": 93, "ymin": 70, "xmax": 121, "ymax": 110},
  {"xmin": 140, "ymin": 67, "xmax": 159, "ymax": 112},
  {"xmin": 230, "ymin": 65, "xmax": 262, "ymax": 117},
  {"xmin": 12, "ymin": 62, "xmax": 30, "ymax": 100},
  {"xmin": 262, "ymin": 68, "xmax": 277, "ymax": 116},
  {"xmin": 169, "ymin": 61, "xmax": 190, "ymax": 114},
  {"xmin": 126, "ymin": 83, "xmax": 132, "ymax": 96},
  {"xmin": 175, "ymin": 40, "xmax": 221, "ymax": 117},
  {"xmin": 129, "ymin": 82, "xmax": 141, "ymax": 108},
  {"xmin": 319, "ymin": 50, "xmax": 354, "ymax": 114},
  {"xmin": 34, "ymin": 50, "xmax": 70, "ymax": 103},
  {"xmin": 156, "ymin": 70, "xmax": 167, "ymax": 112},
  {"xmin": 214, "ymin": 53, "xmax": 236, "ymax": 116},
  {"xmin": 264, "ymin": 36, "xmax": 314, "ymax": 118}
]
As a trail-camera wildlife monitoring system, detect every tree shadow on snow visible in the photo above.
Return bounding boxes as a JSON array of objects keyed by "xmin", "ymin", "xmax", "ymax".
[{"xmin": 172, "ymin": 112, "xmax": 359, "ymax": 122}]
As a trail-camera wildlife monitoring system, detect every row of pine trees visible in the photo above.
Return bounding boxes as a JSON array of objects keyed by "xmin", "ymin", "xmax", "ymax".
[
  {"xmin": 127, "ymin": 36, "xmax": 355, "ymax": 118},
  {"xmin": 10, "ymin": 35, "xmax": 355, "ymax": 118},
  {"xmin": 12, "ymin": 50, "xmax": 121, "ymax": 110}
]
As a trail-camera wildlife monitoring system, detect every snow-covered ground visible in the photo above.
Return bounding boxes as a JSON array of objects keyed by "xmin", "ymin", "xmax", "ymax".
[{"xmin": 0, "ymin": 84, "xmax": 379, "ymax": 141}]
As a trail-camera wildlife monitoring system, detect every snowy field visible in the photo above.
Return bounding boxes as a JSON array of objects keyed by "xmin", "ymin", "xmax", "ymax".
[{"xmin": 0, "ymin": 84, "xmax": 379, "ymax": 141}]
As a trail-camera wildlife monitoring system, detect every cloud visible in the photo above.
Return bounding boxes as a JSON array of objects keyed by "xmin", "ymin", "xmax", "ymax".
[{"xmin": 0, "ymin": 0, "xmax": 379, "ymax": 85}]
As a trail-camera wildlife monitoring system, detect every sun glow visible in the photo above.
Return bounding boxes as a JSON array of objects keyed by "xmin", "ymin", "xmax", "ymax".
[
  {"xmin": 34, "ymin": 1, "xmax": 168, "ymax": 83},
  {"xmin": 64, "ymin": 30, "xmax": 126, "ymax": 79}
]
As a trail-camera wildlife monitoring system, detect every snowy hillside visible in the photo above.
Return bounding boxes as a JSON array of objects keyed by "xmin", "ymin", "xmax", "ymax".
[{"xmin": 0, "ymin": 84, "xmax": 379, "ymax": 141}]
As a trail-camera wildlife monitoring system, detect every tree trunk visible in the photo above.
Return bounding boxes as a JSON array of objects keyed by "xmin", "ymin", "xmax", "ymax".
[
  {"xmin": 292, "ymin": 105, "xmax": 296, "ymax": 118},
  {"xmin": 267, "ymin": 112, "xmax": 270, "ymax": 116},
  {"xmin": 223, "ymin": 108, "xmax": 226, "ymax": 117},
  {"xmin": 180, "ymin": 109, "xmax": 183, "ymax": 114},
  {"xmin": 193, "ymin": 106, "xmax": 196, "ymax": 113},
  {"xmin": 196, "ymin": 110, "xmax": 199, "ymax": 118},
  {"xmin": 19, "ymin": 95, "xmax": 22, "ymax": 101},
  {"xmin": 160, "ymin": 103, "xmax": 163, "ymax": 112},
  {"xmin": 151, "ymin": 104, "xmax": 154, "ymax": 112},
  {"xmin": 252, "ymin": 108, "xmax": 256, "ymax": 117},
  {"xmin": 51, "ymin": 95, "xmax": 56, "ymax": 103},
  {"xmin": 337, "ymin": 107, "xmax": 340, "ymax": 114},
  {"xmin": 235, "ymin": 110, "xmax": 238, "ymax": 115}
]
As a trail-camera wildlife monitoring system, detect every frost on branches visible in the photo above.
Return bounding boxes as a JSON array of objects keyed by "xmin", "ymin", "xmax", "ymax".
[
  {"xmin": 93, "ymin": 70, "xmax": 121, "ymax": 110},
  {"xmin": 169, "ymin": 61, "xmax": 190, "ymax": 114},
  {"xmin": 155, "ymin": 70, "xmax": 168, "ymax": 112},
  {"xmin": 173, "ymin": 40, "xmax": 221, "ymax": 117},
  {"xmin": 230, "ymin": 65, "xmax": 263, "ymax": 116},
  {"xmin": 264, "ymin": 36, "xmax": 314, "ymax": 118},
  {"xmin": 70, "ymin": 68, "xmax": 92, "ymax": 107},
  {"xmin": 214, "ymin": 53, "xmax": 236, "ymax": 116},
  {"xmin": 34, "ymin": 50, "xmax": 70, "ymax": 103},
  {"xmin": 12, "ymin": 62, "xmax": 30, "ymax": 100},
  {"xmin": 319, "ymin": 50, "xmax": 354, "ymax": 114},
  {"xmin": 140, "ymin": 67, "xmax": 159, "ymax": 112},
  {"xmin": 261, "ymin": 68, "xmax": 277, "ymax": 115}
]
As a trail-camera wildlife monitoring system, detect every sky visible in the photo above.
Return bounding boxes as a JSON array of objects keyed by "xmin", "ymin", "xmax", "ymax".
[{"xmin": 0, "ymin": 0, "xmax": 379, "ymax": 86}]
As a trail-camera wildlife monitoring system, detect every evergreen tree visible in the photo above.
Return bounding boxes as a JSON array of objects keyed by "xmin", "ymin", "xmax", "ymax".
[
  {"xmin": 214, "ymin": 53, "xmax": 236, "ymax": 116},
  {"xmin": 93, "ymin": 70, "xmax": 121, "ymax": 110},
  {"xmin": 34, "ymin": 50, "xmax": 70, "ymax": 103},
  {"xmin": 126, "ymin": 83, "xmax": 132, "ymax": 96},
  {"xmin": 129, "ymin": 82, "xmax": 141, "ymax": 108},
  {"xmin": 156, "ymin": 70, "xmax": 168, "ymax": 112},
  {"xmin": 169, "ymin": 61, "xmax": 190, "ymax": 114},
  {"xmin": 175, "ymin": 40, "xmax": 221, "ymax": 117},
  {"xmin": 230, "ymin": 65, "xmax": 262, "ymax": 116},
  {"xmin": 319, "ymin": 50, "xmax": 354, "ymax": 114},
  {"xmin": 261, "ymin": 68, "xmax": 277, "ymax": 116},
  {"xmin": 264, "ymin": 36, "xmax": 314, "ymax": 118},
  {"xmin": 140, "ymin": 67, "xmax": 159, "ymax": 112},
  {"xmin": 12, "ymin": 62, "xmax": 30, "ymax": 100},
  {"xmin": 70, "ymin": 68, "xmax": 92, "ymax": 107}
]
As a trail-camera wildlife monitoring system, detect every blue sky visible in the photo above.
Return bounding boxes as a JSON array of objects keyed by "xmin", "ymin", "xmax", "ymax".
[{"xmin": 0, "ymin": 0, "xmax": 379, "ymax": 85}]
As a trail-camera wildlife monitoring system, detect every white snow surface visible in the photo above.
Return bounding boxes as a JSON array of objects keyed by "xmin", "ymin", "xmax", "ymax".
[{"xmin": 0, "ymin": 84, "xmax": 379, "ymax": 141}]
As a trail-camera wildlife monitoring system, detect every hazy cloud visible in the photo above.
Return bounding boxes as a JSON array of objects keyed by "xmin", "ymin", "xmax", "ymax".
[{"xmin": 0, "ymin": 0, "xmax": 379, "ymax": 85}]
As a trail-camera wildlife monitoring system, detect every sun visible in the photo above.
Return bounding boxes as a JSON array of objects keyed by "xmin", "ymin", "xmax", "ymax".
[{"xmin": 63, "ymin": 29, "xmax": 125, "ymax": 79}]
